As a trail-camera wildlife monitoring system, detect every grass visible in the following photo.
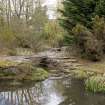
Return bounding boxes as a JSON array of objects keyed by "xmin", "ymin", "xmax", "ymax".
[
  {"xmin": 0, "ymin": 48, "xmax": 34, "ymax": 56},
  {"xmin": 0, "ymin": 61, "xmax": 49, "ymax": 82},
  {"xmin": 71, "ymin": 69, "xmax": 88, "ymax": 79},
  {"xmin": 70, "ymin": 68, "xmax": 95, "ymax": 79},
  {"xmin": 0, "ymin": 60, "xmax": 19, "ymax": 78},
  {"xmin": 79, "ymin": 59, "xmax": 105, "ymax": 74},
  {"xmin": 23, "ymin": 68, "xmax": 49, "ymax": 81},
  {"xmin": 85, "ymin": 76, "xmax": 105, "ymax": 93},
  {"xmin": 0, "ymin": 60, "xmax": 19, "ymax": 68},
  {"xmin": 15, "ymin": 63, "xmax": 49, "ymax": 81},
  {"xmin": 16, "ymin": 48, "xmax": 34, "ymax": 56}
]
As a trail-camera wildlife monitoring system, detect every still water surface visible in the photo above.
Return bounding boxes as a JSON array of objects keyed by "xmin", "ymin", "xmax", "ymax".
[{"xmin": 0, "ymin": 78, "xmax": 105, "ymax": 105}]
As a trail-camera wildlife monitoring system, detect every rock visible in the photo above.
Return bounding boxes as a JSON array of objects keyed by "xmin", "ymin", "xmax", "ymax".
[
  {"xmin": 4, "ymin": 67, "xmax": 19, "ymax": 75},
  {"xmin": 103, "ymin": 73, "xmax": 105, "ymax": 77},
  {"xmin": 39, "ymin": 56, "xmax": 61, "ymax": 69}
]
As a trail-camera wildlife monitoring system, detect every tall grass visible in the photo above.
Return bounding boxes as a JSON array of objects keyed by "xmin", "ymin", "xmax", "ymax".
[{"xmin": 85, "ymin": 76, "xmax": 105, "ymax": 93}]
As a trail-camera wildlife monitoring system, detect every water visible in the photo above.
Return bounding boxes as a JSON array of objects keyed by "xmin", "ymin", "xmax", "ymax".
[{"xmin": 0, "ymin": 78, "xmax": 105, "ymax": 105}]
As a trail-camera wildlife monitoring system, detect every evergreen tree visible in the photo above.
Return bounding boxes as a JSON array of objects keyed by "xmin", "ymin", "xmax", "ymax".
[
  {"xmin": 60, "ymin": 0, "xmax": 105, "ymax": 31},
  {"xmin": 60, "ymin": 0, "xmax": 105, "ymax": 60},
  {"xmin": 95, "ymin": 0, "xmax": 105, "ymax": 17}
]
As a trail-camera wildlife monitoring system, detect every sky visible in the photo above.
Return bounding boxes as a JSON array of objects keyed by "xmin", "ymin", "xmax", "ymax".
[
  {"xmin": 45, "ymin": 0, "xmax": 57, "ymax": 6},
  {"xmin": 43, "ymin": 0, "xmax": 58, "ymax": 19}
]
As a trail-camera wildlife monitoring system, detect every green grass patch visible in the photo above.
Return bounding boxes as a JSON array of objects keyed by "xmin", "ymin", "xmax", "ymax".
[
  {"xmin": 0, "ymin": 61, "xmax": 18, "ymax": 68},
  {"xmin": 0, "ymin": 61, "xmax": 49, "ymax": 82},
  {"xmin": 71, "ymin": 68, "xmax": 95, "ymax": 79},
  {"xmin": 72, "ymin": 70, "xmax": 88, "ymax": 79},
  {"xmin": 85, "ymin": 76, "xmax": 105, "ymax": 93},
  {"xmin": 23, "ymin": 68, "xmax": 49, "ymax": 81}
]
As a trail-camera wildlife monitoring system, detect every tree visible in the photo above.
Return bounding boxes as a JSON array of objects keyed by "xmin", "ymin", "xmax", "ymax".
[
  {"xmin": 60, "ymin": 0, "xmax": 105, "ymax": 32},
  {"xmin": 28, "ymin": 3, "xmax": 48, "ymax": 51},
  {"xmin": 95, "ymin": 0, "xmax": 105, "ymax": 17},
  {"xmin": 30, "ymin": 5, "xmax": 48, "ymax": 32},
  {"xmin": 44, "ymin": 21, "xmax": 64, "ymax": 47},
  {"xmin": 72, "ymin": 16, "xmax": 105, "ymax": 61},
  {"xmin": 59, "ymin": 0, "xmax": 105, "ymax": 60},
  {"xmin": 0, "ymin": 0, "xmax": 49, "ymax": 52}
]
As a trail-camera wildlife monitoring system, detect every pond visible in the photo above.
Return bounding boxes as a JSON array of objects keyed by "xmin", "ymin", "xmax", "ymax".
[{"xmin": 0, "ymin": 78, "xmax": 105, "ymax": 105}]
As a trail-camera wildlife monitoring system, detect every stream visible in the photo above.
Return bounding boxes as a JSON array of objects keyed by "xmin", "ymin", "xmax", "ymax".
[
  {"xmin": 0, "ymin": 77, "xmax": 105, "ymax": 105},
  {"xmin": 0, "ymin": 48, "xmax": 104, "ymax": 105}
]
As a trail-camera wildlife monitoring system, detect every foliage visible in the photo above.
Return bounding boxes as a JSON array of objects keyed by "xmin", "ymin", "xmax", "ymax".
[
  {"xmin": 59, "ymin": 0, "xmax": 105, "ymax": 46},
  {"xmin": 10, "ymin": 5, "xmax": 48, "ymax": 51},
  {"xmin": 72, "ymin": 70, "xmax": 88, "ymax": 79},
  {"xmin": 95, "ymin": 0, "xmax": 105, "ymax": 17},
  {"xmin": 0, "ymin": 23, "xmax": 15, "ymax": 49},
  {"xmin": 71, "ymin": 68, "xmax": 95, "ymax": 79},
  {"xmin": 0, "ymin": 61, "xmax": 49, "ymax": 81},
  {"xmin": 63, "ymin": 33, "xmax": 75, "ymax": 45},
  {"xmin": 85, "ymin": 76, "xmax": 105, "ymax": 93},
  {"xmin": 60, "ymin": 0, "xmax": 105, "ymax": 31},
  {"xmin": 44, "ymin": 21, "xmax": 64, "ymax": 47},
  {"xmin": 0, "ymin": 0, "xmax": 66, "ymax": 53},
  {"xmin": 0, "ymin": 0, "xmax": 54, "ymax": 52},
  {"xmin": 15, "ymin": 48, "xmax": 34, "ymax": 56},
  {"xmin": 0, "ymin": 61, "xmax": 19, "ymax": 68},
  {"xmin": 24, "ymin": 68, "xmax": 49, "ymax": 81},
  {"xmin": 72, "ymin": 16, "xmax": 105, "ymax": 61}
]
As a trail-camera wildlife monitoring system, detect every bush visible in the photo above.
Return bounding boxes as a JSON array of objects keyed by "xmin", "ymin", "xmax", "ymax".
[
  {"xmin": 44, "ymin": 21, "xmax": 64, "ymax": 47},
  {"xmin": 72, "ymin": 16, "xmax": 105, "ymax": 61}
]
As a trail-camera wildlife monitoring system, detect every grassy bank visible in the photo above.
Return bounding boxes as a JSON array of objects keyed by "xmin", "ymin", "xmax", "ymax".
[
  {"xmin": 70, "ymin": 61, "xmax": 105, "ymax": 93},
  {"xmin": 0, "ymin": 60, "xmax": 49, "ymax": 85},
  {"xmin": 85, "ymin": 76, "xmax": 105, "ymax": 93}
]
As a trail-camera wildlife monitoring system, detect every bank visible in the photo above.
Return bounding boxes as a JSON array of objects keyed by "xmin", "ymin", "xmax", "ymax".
[
  {"xmin": 0, "ymin": 60, "xmax": 49, "ymax": 86},
  {"xmin": 0, "ymin": 48, "xmax": 105, "ymax": 93}
]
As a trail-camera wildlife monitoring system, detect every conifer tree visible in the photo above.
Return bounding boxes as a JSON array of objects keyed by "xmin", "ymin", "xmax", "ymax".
[{"xmin": 60, "ymin": 0, "xmax": 105, "ymax": 31}]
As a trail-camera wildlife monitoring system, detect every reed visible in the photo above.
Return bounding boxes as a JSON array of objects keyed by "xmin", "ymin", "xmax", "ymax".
[{"xmin": 85, "ymin": 76, "xmax": 105, "ymax": 93}]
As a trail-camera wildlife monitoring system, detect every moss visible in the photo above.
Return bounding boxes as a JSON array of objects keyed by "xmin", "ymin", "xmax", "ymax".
[
  {"xmin": 0, "ymin": 61, "xmax": 19, "ymax": 78},
  {"xmin": 17, "ymin": 62, "xmax": 34, "ymax": 73},
  {"xmin": 85, "ymin": 76, "xmax": 105, "ymax": 93},
  {"xmin": 73, "ymin": 70, "xmax": 87, "ymax": 79},
  {"xmin": 0, "ymin": 61, "xmax": 48, "ymax": 82},
  {"xmin": 23, "ymin": 68, "xmax": 49, "ymax": 81},
  {"xmin": 15, "ymin": 63, "xmax": 49, "ymax": 81},
  {"xmin": 0, "ymin": 72, "xmax": 16, "ymax": 76},
  {"xmin": 0, "ymin": 61, "xmax": 18, "ymax": 68}
]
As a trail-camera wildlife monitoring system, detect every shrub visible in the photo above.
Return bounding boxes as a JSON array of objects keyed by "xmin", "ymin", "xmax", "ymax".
[
  {"xmin": 44, "ymin": 21, "xmax": 64, "ymax": 47},
  {"xmin": 72, "ymin": 16, "xmax": 105, "ymax": 61}
]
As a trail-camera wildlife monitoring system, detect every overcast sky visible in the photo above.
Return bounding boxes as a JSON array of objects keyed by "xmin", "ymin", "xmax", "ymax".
[
  {"xmin": 43, "ymin": 0, "xmax": 57, "ymax": 19},
  {"xmin": 45, "ymin": 0, "xmax": 57, "ymax": 5}
]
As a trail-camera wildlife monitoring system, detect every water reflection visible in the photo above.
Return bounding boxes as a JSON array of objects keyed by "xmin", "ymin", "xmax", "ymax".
[
  {"xmin": 0, "ymin": 78, "xmax": 105, "ymax": 105},
  {"xmin": 0, "ymin": 79, "xmax": 65, "ymax": 105}
]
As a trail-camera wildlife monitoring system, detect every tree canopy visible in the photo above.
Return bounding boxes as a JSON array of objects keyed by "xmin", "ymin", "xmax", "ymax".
[{"xmin": 60, "ymin": 0, "xmax": 105, "ymax": 31}]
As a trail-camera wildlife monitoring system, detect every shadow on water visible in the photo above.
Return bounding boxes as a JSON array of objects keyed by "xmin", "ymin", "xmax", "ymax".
[{"xmin": 0, "ymin": 78, "xmax": 105, "ymax": 105}]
